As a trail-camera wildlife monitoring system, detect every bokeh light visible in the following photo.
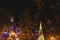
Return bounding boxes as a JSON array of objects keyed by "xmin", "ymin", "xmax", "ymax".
[{"xmin": 50, "ymin": 36, "xmax": 55, "ymax": 40}]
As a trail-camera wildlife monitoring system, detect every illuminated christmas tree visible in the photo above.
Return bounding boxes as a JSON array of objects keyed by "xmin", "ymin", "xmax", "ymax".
[{"xmin": 38, "ymin": 22, "xmax": 44, "ymax": 40}]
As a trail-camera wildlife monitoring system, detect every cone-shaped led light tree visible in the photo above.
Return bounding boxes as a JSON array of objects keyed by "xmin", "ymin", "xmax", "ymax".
[{"xmin": 38, "ymin": 22, "xmax": 44, "ymax": 40}]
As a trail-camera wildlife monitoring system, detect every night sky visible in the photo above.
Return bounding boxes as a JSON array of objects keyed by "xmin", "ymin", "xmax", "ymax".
[
  {"xmin": 0, "ymin": 0, "xmax": 57, "ymax": 17},
  {"xmin": 0, "ymin": 0, "xmax": 60, "ymax": 39},
  {"xmin": 0, "ymin": 0, "xmax": 59, "ymax": 25},
  {"xmin": 0, "ymin": 0, "xmax": 34, "ymax": 17},
  {"xmin": 0, "ymin": 0, "xmax": 59, "ymax": 23}
]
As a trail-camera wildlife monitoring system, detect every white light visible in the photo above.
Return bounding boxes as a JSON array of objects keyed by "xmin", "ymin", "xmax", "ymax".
[
  {"xmin": 4, "ymin": 32, "xmax": 8, "ymax": 34},
  {"xmin": 11, "ymin": 19, "xmax": 14, "ymax": 22},
  {"xmin": 10, "ymin": 16, "xmax": 14, "ymax": 22},
  {"xmin": 17, "ymin": 33, "xmax": 20, "ymax": 34},
  {"xmin": 16, "ymin": 38, "xmax": 20, "ymax": 40}
]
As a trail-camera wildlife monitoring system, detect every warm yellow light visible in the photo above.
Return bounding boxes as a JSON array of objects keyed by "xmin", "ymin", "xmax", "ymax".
[
  {"xmin": 9, "ymin": 32, "xmax": 16, "ymax": 37},
  {"xmin": 11, "ymin": 32, "xmax": 15, "ymax": 35},
  {"xmin": 38, "ymin": 22, "xmax": 44, "ymax": 40},
  {"xmin": 51, "ymin": 37, "xmax": 55, "ymax": 40},
  {"xmin": 9, "ymin": 34, "xmax": 12, "ymax": 36},
  {"xmin": 7, "ymin": 37, "xmax": 13, "ymax": 40},
  {"xmin": 15, "ymin": 34, "xmax": 17, "ymax": 37}
]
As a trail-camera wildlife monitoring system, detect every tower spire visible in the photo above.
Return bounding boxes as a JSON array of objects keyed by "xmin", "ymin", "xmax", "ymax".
[{"xmin": 38, "ymin": 22, "xmax": 44, "ymax": 40}]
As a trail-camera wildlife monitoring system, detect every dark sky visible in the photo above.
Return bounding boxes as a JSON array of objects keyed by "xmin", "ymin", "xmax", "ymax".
[
  {"xmin": 0, "ymin": 0, "xmax": 59, "ymax": 22},
  {"xmin": 0, "ymin": 0, "xmax": 34, "ymax": 17}
]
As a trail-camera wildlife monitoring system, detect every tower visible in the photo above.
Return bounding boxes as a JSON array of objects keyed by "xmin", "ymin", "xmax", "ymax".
[{"xmin": 38, "ymin": 22, "xmax": 44, "ymax": 40}]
